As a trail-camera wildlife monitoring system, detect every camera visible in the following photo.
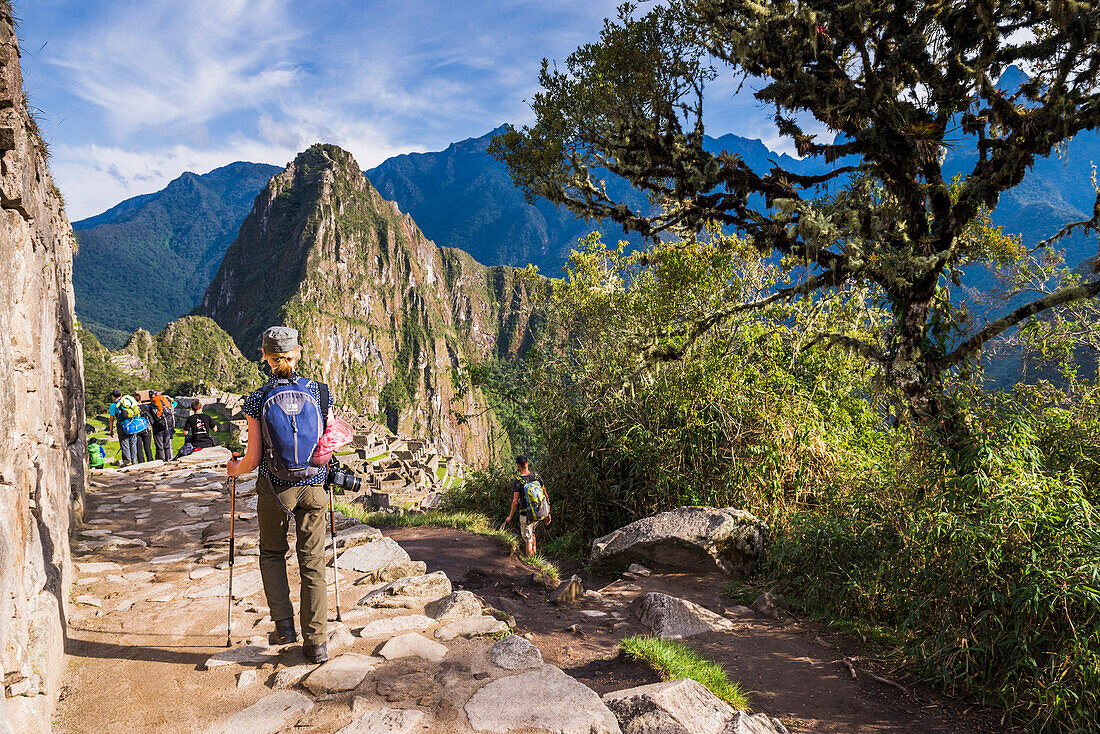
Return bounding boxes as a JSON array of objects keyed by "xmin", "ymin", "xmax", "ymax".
[{"xmin": 327, "ymin": 458, "xmax": 361, "ymax": 494}]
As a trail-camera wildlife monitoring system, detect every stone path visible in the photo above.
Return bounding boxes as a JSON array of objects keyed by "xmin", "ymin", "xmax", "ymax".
[{"xmin": 58, "ymin": 450, "xmax": 764, "ymax": 733}]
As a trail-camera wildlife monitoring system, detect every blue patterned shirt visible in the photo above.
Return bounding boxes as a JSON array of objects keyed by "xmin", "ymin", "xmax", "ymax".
[{"xmin": 243, "ymin": 374, "xmax": 332, "ymax": 487}]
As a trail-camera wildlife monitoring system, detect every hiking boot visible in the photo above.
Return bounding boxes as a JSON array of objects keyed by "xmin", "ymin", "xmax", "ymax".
[
  {"xmin": 269, "ymin": 618, "xmax": 297, "ymax": 646},
  {"xmin": 303, "ymin": 642, "xmax": 328, "ymax": 664}
]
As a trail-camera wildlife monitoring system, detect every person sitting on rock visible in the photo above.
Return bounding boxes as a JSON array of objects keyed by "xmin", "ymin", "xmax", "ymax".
[
  {"xmin": 87, "ymin": 438, "xmax": 106, "ymax": 469},
  {"xmin": 227, "ymin": 326, "xmax": 333, "ymax": 664},
  {"xmin": 174, "ymin": 400, "xmax": 218, "ymax": 459},
  {"xmin": 505, "ymin": 455, "xmax": 551, "ymax": 556}
]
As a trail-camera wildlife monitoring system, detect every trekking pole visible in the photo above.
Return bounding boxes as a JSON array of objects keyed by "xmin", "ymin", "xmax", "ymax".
[
  {"xmin": 226, "ymin": 452, "xmax": 240, "ymax": 647},
  {"xmin": 328, "ymin": 486, "xmax": 342, "ymax": 622}
]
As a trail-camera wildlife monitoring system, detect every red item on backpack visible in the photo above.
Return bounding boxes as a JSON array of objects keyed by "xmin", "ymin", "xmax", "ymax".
[{"xmin": 310, "ymin": 416, "xmax": 353, "ymax": 467}]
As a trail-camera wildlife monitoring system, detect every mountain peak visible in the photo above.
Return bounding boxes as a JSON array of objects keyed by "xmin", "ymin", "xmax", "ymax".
[{"xmin": 196, "ymin": 144, "xmax": 545, "ymax": 462}]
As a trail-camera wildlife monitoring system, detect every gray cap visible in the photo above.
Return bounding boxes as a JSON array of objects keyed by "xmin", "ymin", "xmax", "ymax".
[{"xmin": 262, "ymin": 326, "xmax": 299, "ymax": 354}]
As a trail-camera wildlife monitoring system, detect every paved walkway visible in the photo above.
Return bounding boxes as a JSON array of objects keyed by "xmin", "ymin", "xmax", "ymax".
[{"xmin": 54, "ymin": 450, "xmax": 620, "ymax": 733}]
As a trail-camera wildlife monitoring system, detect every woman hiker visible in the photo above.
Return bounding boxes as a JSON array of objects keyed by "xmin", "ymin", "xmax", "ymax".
[{"xmin": 227, "ymin": 326, "xmax": 333, "ymax": 664}]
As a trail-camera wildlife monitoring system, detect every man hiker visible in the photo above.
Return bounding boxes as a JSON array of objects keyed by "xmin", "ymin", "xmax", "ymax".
[
  {"xmin": 150, "ymin": 390, "xmax": 177, "ymax": 461},
  {"xmin": 505, "ymin": 455, "xmax": 551, "ymax": 556},
  {"xmin": 107, "ymin": 389, "xmax": 140, "ymax": 467},
  {"xmin": 227, "ymin": 326, "xmax": 333, "ymax": 664},
  {"xmin": 135, "ymin": 394, "xmax": 155, "ymax": 463},
  {"xmin": 174, "ymin": 399, "xmax": 218, "ymax": 459}
]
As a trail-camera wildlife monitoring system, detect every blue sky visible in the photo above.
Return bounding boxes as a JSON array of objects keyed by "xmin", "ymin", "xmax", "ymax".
[{"xmin": 19, "ymin": 0, "xmax": 785, "ymax": 220}]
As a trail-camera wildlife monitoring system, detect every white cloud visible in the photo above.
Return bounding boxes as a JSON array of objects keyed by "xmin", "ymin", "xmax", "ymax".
[
  {"xmin": 48, "ymin": 0, "xmax": 301, "ymax": 131},
  {"xmin": 53, "ymin": 115, "xmax": 417, "ymax": 220}
]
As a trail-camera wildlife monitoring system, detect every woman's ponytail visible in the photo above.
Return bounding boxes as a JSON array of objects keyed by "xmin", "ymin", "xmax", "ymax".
[
  {"xmin": 262, "ymin": 346, "xmax": 301, "ymax": 378},
  {"xmin": 271, "ymin": 355, "xmax": 295, "ymax": 378}
]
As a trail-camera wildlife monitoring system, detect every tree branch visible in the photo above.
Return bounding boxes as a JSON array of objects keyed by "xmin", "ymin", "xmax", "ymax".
[
  {"xmin": 939, "ymin": 278, "xmax": 1100, "ymax": 369},
  {"xmin": 805, "ymin": 333, "xmax": 888, "ymax": 365}
]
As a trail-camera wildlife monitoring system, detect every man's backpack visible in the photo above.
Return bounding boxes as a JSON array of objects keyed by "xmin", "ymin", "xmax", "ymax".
[
  {"xmin": 151, "ymin": 394, "xmax": 175, "ymax": 430},
  {"xmin": 121, "ymin": 413, "xmax": 149, "ymax": 434},
  {"xmin": 259, "ymin": 377, "xmax": 327, "ymax": 483},
  {"xmin": 522, "ymin": 476, "xmax": 550, "ymax": 521},
  {"xmin": 116, "ymin": 395, "xmax": 140, "ymax": 420}
]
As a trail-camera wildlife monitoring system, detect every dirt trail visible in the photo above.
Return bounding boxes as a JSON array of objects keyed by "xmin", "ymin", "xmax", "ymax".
[{"xmin": 386, "ymin": 527, "xmax": 1009, "ymax": 734}]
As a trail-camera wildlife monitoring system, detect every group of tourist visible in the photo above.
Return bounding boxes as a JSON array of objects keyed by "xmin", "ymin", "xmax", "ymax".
[{"xmin": 90, "ymin": 390, "xmax": 219, "ymax": 468}]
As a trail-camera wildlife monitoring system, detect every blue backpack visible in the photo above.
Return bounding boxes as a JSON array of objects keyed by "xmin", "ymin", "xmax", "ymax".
[{"xmin": 259, "ymin": 377, "xmax": 327, "ymax": 482}]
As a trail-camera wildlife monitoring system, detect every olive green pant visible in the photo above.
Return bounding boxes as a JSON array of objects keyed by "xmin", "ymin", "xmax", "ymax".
[{"xmin": 256, "ymin": 474, "xmax": 329, "ymax": 645}]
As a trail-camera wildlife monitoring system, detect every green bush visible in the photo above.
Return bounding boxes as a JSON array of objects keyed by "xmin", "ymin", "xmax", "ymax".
[{"xmin": 767, "ymin": 393, "xmax": 1100, "ymax": 733}]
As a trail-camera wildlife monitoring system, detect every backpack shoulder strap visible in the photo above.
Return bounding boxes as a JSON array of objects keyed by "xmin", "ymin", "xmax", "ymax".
[{"xmin": 318, "ymin": 382, "xmax": 330, "ymax": 427}]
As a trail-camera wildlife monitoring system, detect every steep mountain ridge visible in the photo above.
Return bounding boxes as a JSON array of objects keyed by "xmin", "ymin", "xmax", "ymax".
[
  {"xmin": 197, "ymin": 144, "xmax": 547, "ymax": 463},
  {"xmin": 72, "ymin": 161, "xmax": 280, "ymax": 347}
]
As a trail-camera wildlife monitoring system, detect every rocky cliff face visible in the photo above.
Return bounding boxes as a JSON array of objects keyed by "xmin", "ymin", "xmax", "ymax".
[
  {"xmin": 198, "ymin": 144, "xmax": 546, "ymax": 464},
  {"xmin": 0, "ymin": 4, "xmax": 87, "ymax": 732}
]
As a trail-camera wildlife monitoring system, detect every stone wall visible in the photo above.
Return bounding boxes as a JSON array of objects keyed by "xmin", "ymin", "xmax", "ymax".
[{"xmin": 0, "ymin": 3, "xmax": 87, "ymax": 732}]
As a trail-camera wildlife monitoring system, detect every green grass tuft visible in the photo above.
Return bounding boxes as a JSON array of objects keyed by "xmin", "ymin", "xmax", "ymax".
[
  {"xmin": 621, "ymin": 635, "xmax": 750, "ymax": 710},
  {"xmin": 334, "ymin": 502, "xmax": 519, "ymax": 551},
  {"xmin": 520, "ymin": 553, "xmax": 561, "ymax": 584}
]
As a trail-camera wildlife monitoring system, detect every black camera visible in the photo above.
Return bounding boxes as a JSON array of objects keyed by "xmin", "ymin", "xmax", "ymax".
[{"xmin": 327, "ymin": 458, "xmax": 362, "ymax": 494}]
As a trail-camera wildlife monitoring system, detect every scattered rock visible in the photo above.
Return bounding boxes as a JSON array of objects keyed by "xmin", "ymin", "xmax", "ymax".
[
  {"xmin": 189, "ymin": 567, "xmax": 216, "ymax": 580},
  {"xmin": 237, "ymin": 670, "xmax": 258, "ymax": 688},
  {"xmin": 603, "ymin": 678, "xmax": 745, "ymax": 734},
  {"xmin": 730, "ymin": 713, "xmax": 787, "ymax": 733},
  {"xmin": 632, "ymin": 592, "xmax": 734, "ymax": 640},
  {"xmin": 205, "ymin": 689, "xmax": 313, "ymax": 734},
  {"xmin": 76, "ymin": 561, "xmax": 122, "ymax": 574},
  {"xmin": 752, "ymin": 592, "xmax": 787, "ymax": 619},
  {"xmin": 726, "ymin": 605, "xmax": 754, "ymax": 617},
  {"xmin": 187, "ymin": 569, "xmax": 264, "ymax": 599},
  {"xmin": 328, "ymin": 625, "xmax": 356, "ymax": 654},
  {"xmin": 334, "ymin": 707, "xmax": 427, "ymax": 734},
  {"xmin": 590, "ymin": 506, "xmax": 768, "ymax": 576},
  {"xmin": 357, "ymin": 572, "xmax": 451, "ymax": 607},
  {"xmin": 425, "ymin": 590, "xmax": 482, "ymax": 622},
  {"xmin": 465, "ymin": 665, "xmax": 620, "ymax": 734},
  {"xmin": 376, "ymin": 633, "xmax": 449, "ymax": 662},
  {"xmin": 489, "ymin": 635, "xmax": 543, "ymax": 671},
  {"xmin": 339, "ymin": 538, "xmax": 411, "ymax": 574},
  {"xmin": 355, "ymin": 560, "xmax": 428, "ymax": 586},
  {"xmin": 270, "ymin": 663, "xmax": 317, "ymax": 690},
  {"xmin": 302, "ymin": 653, "xmax": 382, "ymax": 694},
  {"xmin": 550, "ymin": 575, "xmax": 584, "ymax": 606},
  {"xmin": 627, "ymin": 563, "xmax": 651, "ymax": 577},
  {"xmin": 204, "ymin": 645, "xmax": 277, "ymax": 669},
  {"xmin": 334, "ymin": 525, "xmax": 384, "ymax": 548},
  {"xmin": 74, "ymin": 595, "xmax": 102, "ymax": 608},
  {"xmin": 580, "ymin": 610, "xmax": 607, "ymax": 618},
  {"xmin": 356, "ymin": 614, "xmax": 434, "ymax": 639},
  {"xmin": 434, "ymin": 616, "xmax": 508, "ymax": 641}
]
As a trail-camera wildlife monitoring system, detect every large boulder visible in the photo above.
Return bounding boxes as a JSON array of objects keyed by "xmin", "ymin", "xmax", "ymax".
[
  {"xmin": 590, "ymin": 506, "xmax": 767, "ymax": 576},
  {"xmin": 603, "ymin": 678, "xmax": 753, "ymax": 734},
  {"xmin": 357, "ymin": 571, "xmax": 452, "ymax": 608},
  {"xmin": 632, "ymin": 592, "xmax": 734, "ymax": 640},
  {"xmin": 205, "ymin": 690, "xmax": 314, "ymax": 734},
  {"xmin": 489, "ymin": 635, "xmax": 543, "ymax": 671},
  {"xmin": 465, "ymin": 665, "xmax": 621, "ymax": 734},
  {"xmin": 339, "ymin": 537, "xmax": 410, "ymax": 574}
]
